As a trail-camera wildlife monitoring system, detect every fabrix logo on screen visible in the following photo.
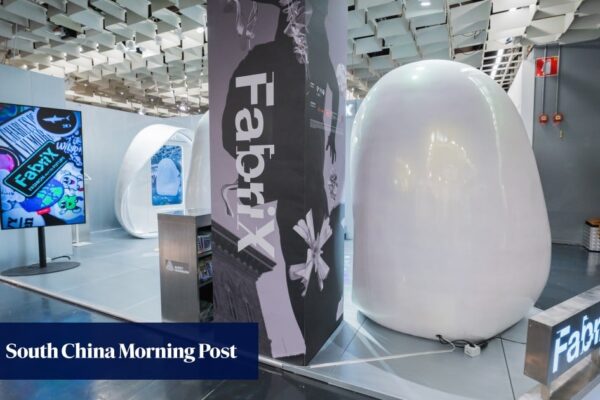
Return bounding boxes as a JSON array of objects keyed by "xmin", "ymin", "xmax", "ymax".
[
  {"xmin": 3, "ymin": 141, "xmax": 68, "ymax": 197},
  {"xmin": 233, "ymin": 73, "xmax": 276, "ymax": 258}
]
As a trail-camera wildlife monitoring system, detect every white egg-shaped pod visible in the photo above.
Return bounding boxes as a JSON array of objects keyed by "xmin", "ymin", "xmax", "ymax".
[
  {"xmin": 351, "ymin": 60, "xmax": 551, "ymax": 341},
  {"xmin": 115, "ymin": 124, "xmax": 193, "ymax": 239}
]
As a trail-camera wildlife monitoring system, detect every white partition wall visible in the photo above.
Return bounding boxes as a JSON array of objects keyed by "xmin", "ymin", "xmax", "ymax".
[{"xmin": 508, "ymin": 52, "xmax": 535, "ymax": 145}]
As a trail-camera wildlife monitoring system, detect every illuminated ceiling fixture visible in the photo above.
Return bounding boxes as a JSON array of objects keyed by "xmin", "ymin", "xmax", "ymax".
[
  {"xmin": 125, "ymin": 40, "xmax": 136, "ymax": 52},
  {"xmin": 116, "ymin": 40, "xmax": 142, "ymax": 55},
  {"xmin": 421, "ymin": 1, "xmax": 431, "ymax": 6}
]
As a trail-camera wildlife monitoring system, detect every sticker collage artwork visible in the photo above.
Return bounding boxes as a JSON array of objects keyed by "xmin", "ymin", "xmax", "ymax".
[{"xmin": 0, "ymin": 103, "xmax": 85, "ymax": 230}]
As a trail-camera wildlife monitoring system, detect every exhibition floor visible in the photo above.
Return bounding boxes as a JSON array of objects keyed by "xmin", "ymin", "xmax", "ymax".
[
  {"xmin": 0, "ymin": 282, "xmax": 370, "ymax": 400},
  {"xmin": 1, "ymin": 230, "xmax": 600, "ymax": 400},
  {"xmin": 1, "ymin": 229, "xmax": 162, "ymax": 322}
]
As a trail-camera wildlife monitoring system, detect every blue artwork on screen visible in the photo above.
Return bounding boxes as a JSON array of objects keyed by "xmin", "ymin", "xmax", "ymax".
[
  {"xmin": 151, "ymin": 145, "xmax": 183, "ymax": 206},
  {"xmin": 0, "ymin": 103, "xmax": 85, "ymax": 230}
]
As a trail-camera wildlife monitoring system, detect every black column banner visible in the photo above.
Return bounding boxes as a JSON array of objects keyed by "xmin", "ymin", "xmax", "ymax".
[{"xmin": 208, "ymin": 0, "xmax": 347, "ymax": 364}]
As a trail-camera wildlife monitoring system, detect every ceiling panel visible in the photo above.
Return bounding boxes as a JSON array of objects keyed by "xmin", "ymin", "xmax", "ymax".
[
  {"xmin": 366, "ymin": 1, "xmax": 403, "ymax": 20},
  {"xmin": 0, "ymin": 0, "xmax": 596, "ymax": 114},
  {"xmin": 376, "ymin": 17, "xmax": 409, "ymax": 38},
  {"xmin": 492, "ymin": 0, "xmax": 536, "ymax": 13}
]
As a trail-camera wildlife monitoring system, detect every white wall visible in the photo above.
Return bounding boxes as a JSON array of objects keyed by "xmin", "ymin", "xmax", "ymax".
[
  {"xmin": 531, "ymin": 43, "xmax": 600, "ymax": 244},
  {"xmin": 66, "ymin": 101, "xmax": 202, "ymax": 232},
  {"xmin": 343, "ymin": 99, "xmax": 361, "ymax": 239},
  {"xmin": 0, "ymin": 64, "xmax": 73, "ymax": 270},
  {"xmin": 508, "ymin": 52, "xmax": 535, "ymax": 144}
]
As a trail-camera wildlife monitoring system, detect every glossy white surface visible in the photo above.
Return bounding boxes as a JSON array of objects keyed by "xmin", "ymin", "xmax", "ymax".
[
  {"xmin": 351, "ymin": 60, "xmax": 551, "ymax": 341},
  {"xmin": 114, "ymin": 124, "xmax": 193, "ymax": 239},
  {"xmin": 185, "ymin": 112, "xmax": 211, "ymax": 211}
]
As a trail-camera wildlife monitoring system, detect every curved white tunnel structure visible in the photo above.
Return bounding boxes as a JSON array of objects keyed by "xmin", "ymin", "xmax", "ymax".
[
  {"xmin": 185, "ymin": 112, "xmax": 210, "ymax": 211},
  {"xmin": 114, "ymin": 124, "xmax": 193, "ymax": 238}
]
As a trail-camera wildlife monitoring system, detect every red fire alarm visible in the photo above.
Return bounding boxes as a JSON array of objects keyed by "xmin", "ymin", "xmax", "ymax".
[
  {"xmin": 552, "ymin": 112, "xmax": 564, "ymax": 124},
  {"xmin": 538, "ymin": 113, "xmax": 549, "ymax": 124},
  {"xmin": 536, "ymin": 56, "xmax": 559, "ymax": 77}
]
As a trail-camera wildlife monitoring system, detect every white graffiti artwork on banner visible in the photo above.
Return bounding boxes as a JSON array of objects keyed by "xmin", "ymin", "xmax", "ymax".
[{"xmin": 289, "ymin": 209, "xmax": 332, "ymax": 296}]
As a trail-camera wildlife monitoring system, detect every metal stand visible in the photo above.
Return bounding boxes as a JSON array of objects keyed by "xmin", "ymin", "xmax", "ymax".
[{"xmin": 1, "ymin": 227, "xmax": 79, "ymax": 277}]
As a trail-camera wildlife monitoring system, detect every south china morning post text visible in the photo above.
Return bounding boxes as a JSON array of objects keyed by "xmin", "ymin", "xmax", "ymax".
[
  {"xmin": 0, "ymin": 323, "xmax": 258, "ymax": 380},
  {"xmin": 5, "ymin": 341, "xmax": 238, "ymax": 364}
]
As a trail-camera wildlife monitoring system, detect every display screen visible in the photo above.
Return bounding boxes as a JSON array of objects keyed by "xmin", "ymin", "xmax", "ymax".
[
  {"xmin": 0, "ymin": 103, "xmax": 85, "ymax": 230},
  {"xmin": 151, "ymin": 144, "xmax": 183, "ymax": 206}
]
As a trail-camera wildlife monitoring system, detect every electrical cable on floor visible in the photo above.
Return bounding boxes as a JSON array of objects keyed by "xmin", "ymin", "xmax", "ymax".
[
  {"xmin": 436, "ymin": 334, "xmax": 489, "ymax": 350},
  {"xmin": 308, "ymin": 341, "xmax": 456, "ymax": 369},
  {"xmin": 50, "ymin": 255, "xmax": 71, "ymax": 261}
]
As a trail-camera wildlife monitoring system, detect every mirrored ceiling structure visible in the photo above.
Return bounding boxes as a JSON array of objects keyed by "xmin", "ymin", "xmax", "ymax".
[
  {"xmin": 0, "ymin": 0, "xmax": 598, "ymax": 115},
  {"xmin": 347, "ymin": 0, "xmax": 600, "ymax": 96},
  {"xmin": 0, "ymin": 0, "xmax": 208, "ymax": 116}
]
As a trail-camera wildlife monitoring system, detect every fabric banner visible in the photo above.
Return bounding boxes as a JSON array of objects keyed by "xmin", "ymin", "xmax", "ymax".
[{"xmin": 208, "ymin": 0, "xmax": 346, "ymax": 364}]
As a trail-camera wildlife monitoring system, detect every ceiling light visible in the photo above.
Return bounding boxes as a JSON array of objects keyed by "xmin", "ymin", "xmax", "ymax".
[
  {"xmin": 421, "ymin": 1, "xmax": 431, "ymax": 6},
  {"xmin": 196, "ymin": 27, "xmax": 205, "ymax": 35},
  {"xmin": 125, "ymin": 40, "xmax": 136, "ymax": 52},
  {"xmin": 178, "ymin": 102, "xmax": 189, "ymax": 112}
]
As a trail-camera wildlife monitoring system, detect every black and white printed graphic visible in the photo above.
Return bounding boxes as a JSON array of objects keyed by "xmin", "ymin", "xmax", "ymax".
[{"xmin": 208, "ymin": 0, "xmax": 346, "ymax": 364}]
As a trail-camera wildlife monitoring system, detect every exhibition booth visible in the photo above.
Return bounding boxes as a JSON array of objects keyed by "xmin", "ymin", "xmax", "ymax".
[{"xmin": 0, "ymin": 1, "xmax": 600, "ymax": 399}]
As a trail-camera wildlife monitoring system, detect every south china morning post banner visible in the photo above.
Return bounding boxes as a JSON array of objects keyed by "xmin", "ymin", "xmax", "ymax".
[{"xmin": 0, "ymin": 323, "xmax": 258, "ymax": 380}]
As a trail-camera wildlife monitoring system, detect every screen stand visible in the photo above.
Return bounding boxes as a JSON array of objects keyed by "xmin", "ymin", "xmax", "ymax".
[{"xmin": 1, "ymin": 227, "xmax": 80, "ymax": 277}]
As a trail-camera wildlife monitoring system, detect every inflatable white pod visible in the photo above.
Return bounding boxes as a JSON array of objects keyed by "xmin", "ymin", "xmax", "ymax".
[
  {"xmin": 351, "ymin": 60, "xmax": 551, "ymax": 341},
  {"xmin": 115, "ymin": 124, "xmax": 193, "ymax": 238}
]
